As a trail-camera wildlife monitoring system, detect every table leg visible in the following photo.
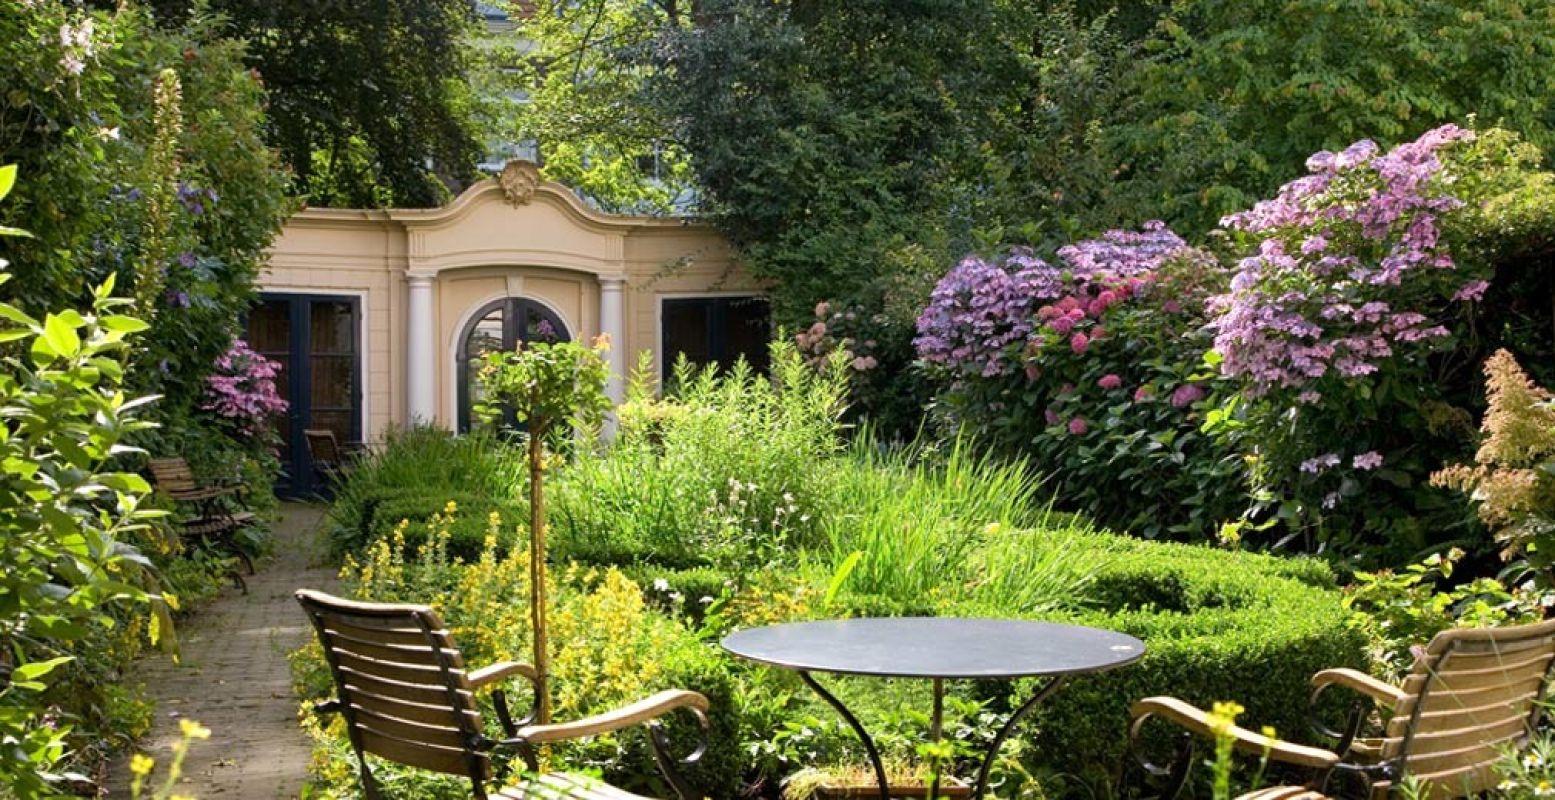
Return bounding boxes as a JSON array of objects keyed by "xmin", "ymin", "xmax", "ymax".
[
  {"xmin": 971, "ymin": 676, "xmax": 1066, "ymax": 799},
  {"xmin": 798, "ymin": 670, "xmax": 890, "ymax": 800}
]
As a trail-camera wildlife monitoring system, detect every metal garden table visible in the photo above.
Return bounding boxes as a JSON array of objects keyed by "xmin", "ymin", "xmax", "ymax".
[{"xmin": 722, "ymin": 618, "xmax": 1145, "ymax": 800}]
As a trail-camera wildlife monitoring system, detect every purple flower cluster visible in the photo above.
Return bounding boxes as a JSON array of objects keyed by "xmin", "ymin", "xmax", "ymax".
[
  {"xmin": 915, "ymin": 223, "xmax": 1186, "ymax": 379},
  {"xmin": 203, "ymin": 339, "xmax": 288, "ymax": 435},
  {"xmin": 1209, "ymin": 125, "xmax": 1484, "ymax": 392},
  {"xmin": 177, "ymin": 183, "xmax": 218, "ymax": 216}
]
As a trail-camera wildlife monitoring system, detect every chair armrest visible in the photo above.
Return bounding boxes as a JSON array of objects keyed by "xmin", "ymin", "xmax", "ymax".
[
  {"xmin": 509, "ymin": 689, "xmax": 709, "ymax": 745},
  {"xmin": 1130, "ymin": 697, "xmax": 1341, "ymax": 769},
  {"xmin": 468, "ymin": 661, "xmax": 538, "ymax": 691},
  {"xmin": 1310, "ymin": 668, "xmax": 1403, "ymax": 709}
]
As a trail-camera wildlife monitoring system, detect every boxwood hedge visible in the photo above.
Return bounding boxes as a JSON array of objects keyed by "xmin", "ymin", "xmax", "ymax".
[{"xmin": 1000, "ymin": 530, "xmax": 1366, "ymax": 786}]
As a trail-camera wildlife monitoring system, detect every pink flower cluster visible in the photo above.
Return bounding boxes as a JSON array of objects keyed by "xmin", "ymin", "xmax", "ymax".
[
  {"xmin": 916, "ymin": 222, "xmax": 1184, "ymax": 379},
  {"xmin": 203, "ymin": 339, "xmax": 288, "ymax": 435},
  {"xmin": 1209, "ymin": 125, "xmax": 1486, "ymax": 393}
]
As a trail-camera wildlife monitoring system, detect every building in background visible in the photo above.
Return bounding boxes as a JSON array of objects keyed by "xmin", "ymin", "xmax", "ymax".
[{"xmin": 255, "ymin": 169, "xmax": 767, "ymax": 495}]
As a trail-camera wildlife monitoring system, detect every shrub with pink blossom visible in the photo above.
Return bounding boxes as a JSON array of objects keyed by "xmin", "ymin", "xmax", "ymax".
[
  {"xmin": 1206, "ymin": 125, "xmax": 1555, "ymax": 556},
  {"xmin": 202, "ymin": 339, "xmax": 288, "ymax": 437},
  {"xmin": 916, "ymin": 223, "xmax": 1243, "ymax": 538}
]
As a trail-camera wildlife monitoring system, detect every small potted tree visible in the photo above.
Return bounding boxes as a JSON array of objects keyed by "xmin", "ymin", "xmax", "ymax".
[{"xmin": 475, "ymin": 334, "xmax": 611, "ymax": 723}]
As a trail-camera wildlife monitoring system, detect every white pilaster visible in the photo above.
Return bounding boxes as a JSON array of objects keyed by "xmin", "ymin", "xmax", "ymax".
[
  {"xmin": 599, "ymin": 277, "xmax": 627, "ymax": 403},
  {"xmin": 406, "ymin": 273, "xmax": 438, "ymax": 426},
  {"xmin": 598, "ymin": 277, "xmax": 627, "ymax": 440}
]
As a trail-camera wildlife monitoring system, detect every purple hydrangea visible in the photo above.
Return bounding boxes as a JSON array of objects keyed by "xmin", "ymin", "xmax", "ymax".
[{"xmin": 1209, "ymin": 125, "xmax": 1488, "ymax": 394}]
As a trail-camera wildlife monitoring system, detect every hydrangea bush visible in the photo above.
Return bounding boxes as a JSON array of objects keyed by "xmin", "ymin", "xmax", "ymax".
[
  {"xmin": 916, "ymin": 223, "xmax": 1242, "ymax": 538},
  {"xmin": 202, "ymin": 339, "xmax": 287, "ymax": 437},
  {"xmin": 1206, "ymin": 125, "xmax": 1555, "ymax": 555}
]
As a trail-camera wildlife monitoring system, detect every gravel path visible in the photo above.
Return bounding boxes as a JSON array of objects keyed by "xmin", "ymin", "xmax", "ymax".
[{"xmin": 106, "ymin": 503, "xmax": 336, "ymax": 799}]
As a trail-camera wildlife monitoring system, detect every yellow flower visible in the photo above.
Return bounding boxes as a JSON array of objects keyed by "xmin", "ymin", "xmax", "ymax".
[
  {"xmin": 178, "ymin": 718, "xmax": 212, "ymax": 740},
  {"xmin": 1205, "ymin": 701, "xmax": 1244, "ymax": 735},
  {"xmin": 130, "ymin": 753, "xmax": 155, "ymax": 776}
]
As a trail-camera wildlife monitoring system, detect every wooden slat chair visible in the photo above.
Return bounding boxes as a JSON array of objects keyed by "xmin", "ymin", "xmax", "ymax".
[
  {"xmin": 303, "ymin": 429, "xmax": 363, "ymax": 489},
  {"xmin": 296, "ymin": 590, "xmax": 711, "ymax": 800},
  {"xmin": 1126, "ymin": 618, "xmax": 1555, "ymax": 800},
  {"xmin": 148, "ymin": 457, "xmax": 257, "ymax": 584}
]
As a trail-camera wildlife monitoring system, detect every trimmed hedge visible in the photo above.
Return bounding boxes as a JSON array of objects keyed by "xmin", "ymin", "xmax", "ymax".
[{"xmin": 1009, "ymin": 530, "xmax": 1366, "ymax": 786}]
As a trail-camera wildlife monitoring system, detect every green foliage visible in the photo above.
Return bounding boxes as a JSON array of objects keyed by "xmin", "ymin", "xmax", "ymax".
[
  {"xmin": 492, "ymin": 0, "xmax": 699, "ymax": 213},
  {"xmin": 145, "ymin": 0, "xmax": 486, "ymax": 207},
  {"xmin": 0, "ymin": 3, "xmax": 292, "ymax": 415},
  {"xmin": 0, "ymin": 180, "xmax": 167, "ymax": 795},
  {"xmin": 551, "ymin": 344, "xmax": 846, "ymax": 573},
  {"xmin": 1109, "ymin": 0, "xmax": 1555, "ymax": 235},
  {"xmin": 475, "ymin": 337, "xmax": 613, "ymax": 439},
  {"xmin": 1037, "ymin": 530, "xmax": 1365, "ymax": 788},
  {"xmin": 1343, "ymin": 548, "xmax": 1543, "ymax": 679},
  {"xmin": 326, "ymin": 426, "xmax": 528, "ymax": 558},
  {"xmin": 1488, "ymin": 726, "xmax": 1555, "ymax": 799}
]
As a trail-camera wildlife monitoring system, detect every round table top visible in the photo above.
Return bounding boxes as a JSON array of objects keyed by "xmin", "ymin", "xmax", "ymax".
[{"xmin": 721, "ymin": 617, "xmax": 1145, "ymax": 680}]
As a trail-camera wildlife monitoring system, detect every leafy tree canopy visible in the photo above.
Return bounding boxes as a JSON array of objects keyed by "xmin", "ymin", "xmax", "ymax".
[{"xmin": 144, "ymin": 0, "xmax": 487, "ymax": 207}]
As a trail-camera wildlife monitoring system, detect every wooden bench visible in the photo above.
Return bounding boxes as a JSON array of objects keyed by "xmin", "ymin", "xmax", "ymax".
[
  {"xmin": 148, "ymin": 457, "xmax": 257, "ymax": 590},
  {"xmin": 1128, "ymin": 618, "xmax": 1555, "ymax": 799},
  {"xmin": 295, "ymin": 589, "xmax": 712, "ymax": 800}
]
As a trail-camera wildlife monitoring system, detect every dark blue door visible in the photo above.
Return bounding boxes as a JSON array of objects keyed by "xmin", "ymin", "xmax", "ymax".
[{"xmin": 247, "ymin": 294, "xmax": 362, "ymax": 497}]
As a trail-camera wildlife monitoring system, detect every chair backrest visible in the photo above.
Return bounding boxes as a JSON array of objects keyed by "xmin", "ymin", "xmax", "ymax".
[
  {"xmin": 304, "ymin": 429, "xmax": 342, "ymax": 465},
  {"xmin": 147, "ymin": 457, "xmax": 199, "ymax": 493},
  {"xmin": 1375, "ymin": 618, "xmax": 1555, "ymax": 798},
  {"xmin": 295, "ymin": 589, "xmax": 492, "ymax": 794}
]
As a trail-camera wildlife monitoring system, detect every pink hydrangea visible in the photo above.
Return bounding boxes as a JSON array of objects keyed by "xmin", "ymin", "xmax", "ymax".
[
  {"xmin": 1068, "ymin": 417, "xmax": 1088, "ymax": 435},
  {"xmin": 1170, "ymin": 383, "xmax": 1205, "ymax": 408},
  {"xmin": 1069, "ymin": 332, "xmax": 1089, "ymax": 354},
  {"xmin": 203, "ymin": 339, "xmax": 288, "ymax": 435},
  {"xmin": 1208, "ymin": 125, "xmax": 1485, "ymax": 394},
  {"xmin": 1097, "ymin": 373, "xmax": 1123, "ymax": 390}
]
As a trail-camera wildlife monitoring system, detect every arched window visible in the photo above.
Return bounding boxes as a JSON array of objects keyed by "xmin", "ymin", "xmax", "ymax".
[{"xmin": 456, "ymin": 298, "xmax": 570, "ymax": 432}]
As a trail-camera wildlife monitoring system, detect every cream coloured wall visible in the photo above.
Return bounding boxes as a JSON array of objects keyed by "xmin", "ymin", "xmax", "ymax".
[{"xmin": 260, "ymin": 175, "xmax": 761, "ymax": 441}]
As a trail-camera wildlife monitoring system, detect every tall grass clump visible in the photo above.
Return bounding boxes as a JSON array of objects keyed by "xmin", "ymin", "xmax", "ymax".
[
  {"xmin": 551, "ymin": 342, "xmax": 849, "ymax": 572},
  {"xmin": 327, "ymin": 425, "xmax": 527, "ymax": 557},
  {"xmin": 808, "ymin": 437, "xmax": 1093, "ymax": 614}
]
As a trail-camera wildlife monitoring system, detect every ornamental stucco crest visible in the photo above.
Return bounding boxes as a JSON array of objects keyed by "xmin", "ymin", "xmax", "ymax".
[{"xmin": 499, "ymin": 159, "xmax": 541, "ymax": 207}]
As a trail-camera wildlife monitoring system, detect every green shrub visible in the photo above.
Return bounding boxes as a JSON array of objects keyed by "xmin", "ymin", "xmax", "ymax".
[
  {"xmin": 1010, "ymin": 529, "xmax": 1367, "ymax": 788},
  {"xmin": 552, "ymin": 345, "xmax": 847, "ymax": 573},
  {"xmin": 328, "ymin": 426, "xmax": 526, "ymax": 557}
]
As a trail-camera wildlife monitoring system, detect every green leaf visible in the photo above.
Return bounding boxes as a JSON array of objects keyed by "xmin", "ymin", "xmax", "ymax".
[
  {"xmin": 824, "ymin": 550, "xmax": 863, "ymax": 607},
  {"xmin": 101, "ymin": 315, "xmax": 148, "ymax": 334},
  {"xmin": 41, "ymin": 314, "xmax": 81, "ymax": 359},
  {"xmin": 11, "ymin": 656, "xmax": 73, "ymax": 683},
  {"xmin": 0, "ymin": 164, "xmax": 15, "ymax": 203}
]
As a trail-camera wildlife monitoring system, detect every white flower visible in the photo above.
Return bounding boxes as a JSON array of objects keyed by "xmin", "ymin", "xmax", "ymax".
[
  {"xmin": 652, "ymin": 578, "xmax": 670, "ymax": 592},
  {"xmin": 1499, "ymin": 780, "xmax": 1519, "ymax": 792},
  {"xmin": 1526, "ymin": 752, "xmax": 1545, "ymax": 768},
  {"xmin": 668, "ymin": 592, "xmax": 683, "ymax": 603},
  {"xmin": 1536, "ymin": 780, "xmax": 1554, "ymax": 797},
  {"xmin": 698, "ymin": 596, "xmax": 714, "ymax": 605},
  {"xmin": 61, "ymin": 55, "xmax": 85, "ymax": 75},
  {"xmin": 97, "ymin": 127, "xmax": 120, "ymax": 140}
]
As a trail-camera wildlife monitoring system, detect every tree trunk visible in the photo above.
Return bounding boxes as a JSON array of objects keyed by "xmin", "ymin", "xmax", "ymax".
[{"xmin": 529, "ymin": 418, "xmax": 551, "ymax": 725}]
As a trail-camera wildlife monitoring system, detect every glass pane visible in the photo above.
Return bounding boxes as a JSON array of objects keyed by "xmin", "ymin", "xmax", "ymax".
[
  {"xmin": 521, "ymin": 304, "xmax": 565, "ymax": 343},
  {"xmin": 310, "ymin": 301, "xmax": 354, "ymax": 354},
  {"xmin": 310, "ymin": 355, "xmax": 354, "ymax": 409},
  {"xmin": 310, "ymin": 410, "xmax": 352, "ymax": 444},
  {"xmin": 465, "ymin": 307, "xmax": 505, "ymax": 357},
  {"xmin": 724, "ymin": 297, "xmax": 771, "ymax": 373},
  {"xmin": 662, "ymin": 300, "xmax": 710, "ymax": 374},
  {"xmin": 248, "ymin": 300, "xmax": 290, "ymax": 355}
]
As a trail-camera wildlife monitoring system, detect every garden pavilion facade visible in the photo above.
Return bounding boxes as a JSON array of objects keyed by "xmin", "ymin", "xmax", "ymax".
[{"xmin": 256, "ymin": 161, "xmax": 767, "ymax": 493}]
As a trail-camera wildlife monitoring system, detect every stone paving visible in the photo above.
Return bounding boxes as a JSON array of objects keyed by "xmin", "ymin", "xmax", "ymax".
[{"xmin": 107, "ymin": 503, "xmax": 336, "ymax": 799}]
